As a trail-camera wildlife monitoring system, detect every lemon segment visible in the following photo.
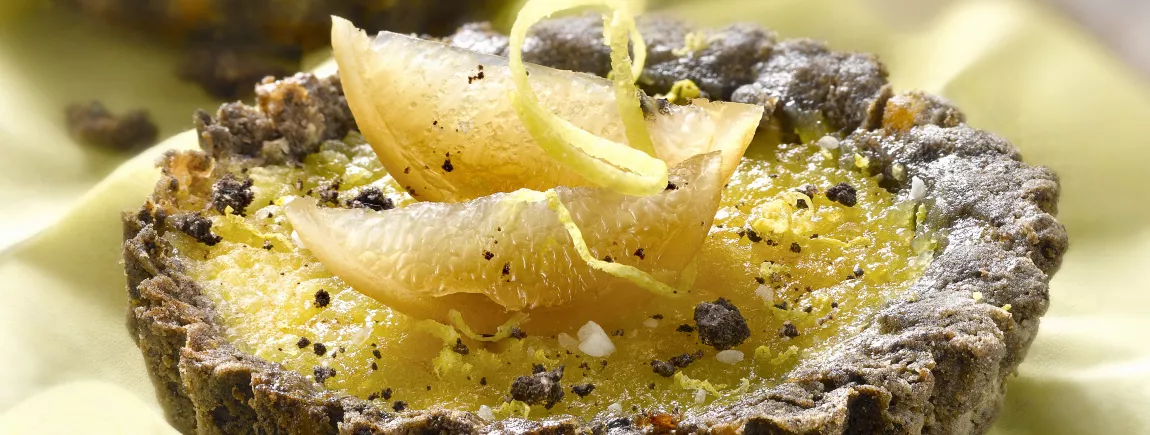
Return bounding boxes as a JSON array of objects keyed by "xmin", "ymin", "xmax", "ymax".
[
  {"xmin": 330, "ymin": 17, "xmax": 762, "ymax": 202},
  {"xmin": 284, "ymin": 153, "xmax": 723, "ymax": 331}
]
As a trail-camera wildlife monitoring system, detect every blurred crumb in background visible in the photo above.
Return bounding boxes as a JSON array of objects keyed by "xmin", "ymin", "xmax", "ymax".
[{"xmin": 7, "ymin": 0, "xmax": 508, "ymax": 98}]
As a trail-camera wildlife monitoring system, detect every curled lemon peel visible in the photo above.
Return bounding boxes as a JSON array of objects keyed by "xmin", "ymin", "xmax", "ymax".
[
  {"xmin": 494, "ymin": 400, "xmax": 532, "ymax": 419},
  {"xmin": 509, "ymin": 0, "xmax": 668, "ymax": 196},
  {"xmin": 659, "ymin": 79, "xmax": 701, "ymax": 105},
  {"xmin": 673, "ymin": 371, "xmax": 721, "ymax": 396},
  {"xmin": 770, "ymin": 345, "xmax": 800, "ymax": 365},
  {"xmin": 543, "ymin": 190, "xmax": 680, "ymax": 297},
  {"xmin": 447, "ymin": 309, "xmax": 528, "ymax": 342}
]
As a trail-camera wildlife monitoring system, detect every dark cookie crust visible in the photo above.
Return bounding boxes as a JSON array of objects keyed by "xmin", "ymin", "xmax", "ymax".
[
  {"xmin": 124, "ymin": 16, "xmax": 1065, "ymax": 435},
  {"xmin": 62, "ymin": 0, "xmax": 505, "ymax": 98},
  {"xmin": 65, "ymin": 101, "xmax": 159, "ymax": 152}
]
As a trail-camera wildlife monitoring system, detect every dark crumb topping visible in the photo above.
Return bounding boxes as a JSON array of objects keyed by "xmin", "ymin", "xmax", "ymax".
[
  {"xmin": 313, "ymin": 342, "xmax": 327, "ymax": 356},
  {"xmin": 779, "ymin": 321, "xmax": 801, "ymax": 338},
  {"xmin": 572, "ymin": 383, "xmax": 596, "ymax": 397},
  {"xmin": 65, "ymin": 101, "xmax": 158, "ymax": 152},
  {"xmin": 381, "ymin": 388, "xmax": 392, "ymax": 400},
  {"xmin": 317, "ymin": 179, "xmax": 342, "ymax": 205},
  {"xmin": 347, "ymin": 187, "xmax": 395, "ymax": 211},
  {"xmin": 453, "ymin": 339, "xmax": 470, "ymax": 355},
  {"xmin": 296, "ymin": 337, "xmax": 310, "ymax": 348},
  {"xmin": 483, "ymin": 251, "xmax": 495, "ymax": 260},
  {"xmin": 502, "ymin": 262, "xmax": 511, "ymax": 276},
  {"xmin": 510, "ymin": 327, "xmax": 527, "ymax": 340},
  {"xmin": 693, "ymin": 298, "xmax": 752, "ymax": 350},
  {"xmin": 393, "ymin": 401, "xmax": 407, "ymax": 412},
  {"xmin": 669, "ymin": 350, "xmax": 704, "ymax": 368},
  {"xmin": 262, "ymin": 240, "xmax": 273, "ymax": 250},
  {"xmin": 826, "ymin": 182, "xmax": 858, "ymax": 207},
  {"xmin": 372, "ymin": 349, "xmax": 382, "ymax": 359},
  {"xmin": 665, "ymin": 182, "xmax": 679, "ymax": 191},
  {"xmin": 313, "ymin": 366, "xmax": 336, "ymax": 384},
  {"xmin": 510, "ymin": 365, "xmax": 565, "ymax": 409},
  {"xmin": 790, "ymin": 242, "xmax": 802, "ymax": 253},
  {"xmin": 603, "ymin": 255, "xmax": 615, "ymax": 263},
  {"xmin": 745, "ymin": 228, "xmax": 763, "ymax": 243},
  {"xmin": 676, "ymin": 324, "xmax": 695, "ymax": 333},
  {"xmin": 634, "ymin": 248, "xmax": 646, "ymax": 259},
  {"xmin": 442, "ymin": 158, "xmax": 454, "ymax": 172},
  {"xmin": 211, "ymin": 174, "xmax": 255, "ymax": 216},
  {"xmin": 796, "ymin": 184, "xmax": 819, "ymax": 198},
  {"xmin": 649, "ymin": 360, "xmax": 676, "ymax": 377},
  {"xmin": 314, "ymin": 289, "xmax": 331, "ymax": 308},
  {"xmin": 651, "ymin": 314, "xmax": 663, "ymax": 320},
  {"xmin": 480, "ymin": 377, "xmax": 487, "ymax": 386},
  {"xmin": 170, "ymin": 212, "xmax": 223, "ymax": 246}
]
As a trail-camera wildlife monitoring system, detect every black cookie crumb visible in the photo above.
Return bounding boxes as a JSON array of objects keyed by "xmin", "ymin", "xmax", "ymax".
[
  {"xmin": 510, "ymin": 365, "xmax": 565, "ymax": 409},
  {"xmin": 313, "ymin": 342, "xmax": 327, "ymax": 356},
  {"xmin": 780, "ymin": 321, "xmax": 801, "ymax": 338},
  {"xmin": 796, "ymin": 184, "xmax": 819, "ymax": 198},
  {"xmin": 745, "ymin": 228, "xmax": 763, "ymax": 243},
  {"xmin": 676, "ymin": 324, "xmax": 696, "ymax": 333},
  {"xmin": 313, "ymin": 366, "xmax": 336, "ymax": 384},
  {"xmin": 634, "ymin": 248, "xmax": 646, "ymax": 259},
  {"xmin": 693, "ymin": 298, "xmax": 751, "ymax": 350},
  {"xmin": 65, "ymin": 101, "xmax": 158, "ymax": 152},
  {"xmin": 372, "ymin": 349, "xmax": 382, "ymax": 359},
  {"xmin": 510, "ymin": 327, "xmax": 527, "ymax": 340},
  {"xmin": 790, "ymin": 242, "xmax": 802, "ymax": 253},
  {"xmin": 669, "ymin": 350, "xmax": 704, "ymax": 368},
  {"xmin": 296, "ymin": 337, "xmax": 310, "ymax": 348},
  {"xmin": 453, "ymin": 338, "xmax": 470, "ymax": 355},
  {"xmin": 347, "ymin": 187, "xmax": 395, "ymax": 211},
  {"xmin": 171, "ymin": 213, "xmax": 223, "ymax": 246},
  {"xmin": 442, "ymin": 158, "xmax": 454, "ymax": 172},
  {"xmin": 314, "ymin": 289, "xmax": 331, "ymax": 308},
  {"xmin": 826, "ymin": 182, "xmax": 858, "ymax": 207},
  {"xmin": 572, "ymin": 383, "xmax": 596, "ymax": 397},
  {"xmin": 210, "ymin": 174, "xmax": 255, "ymax": 216},
  {"xmin": 317, "ymin": 179, "xmax": 342, "ymax": 205},
  {"xmin": 650, "ymin": 360, "xmax": 676, "ymax": 377},
  {"xmin": 393, "ymin": 401, "xmax": 407, "ymax": 412}
]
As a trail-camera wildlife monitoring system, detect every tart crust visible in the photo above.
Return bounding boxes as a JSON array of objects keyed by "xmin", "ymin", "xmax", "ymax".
[{"xmin": 123, "ymin": 16, "xmax": 1067, "ymax": 435}]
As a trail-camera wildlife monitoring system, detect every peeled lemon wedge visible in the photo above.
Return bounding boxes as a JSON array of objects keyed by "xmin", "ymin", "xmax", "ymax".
[
  {"xmin": 285, "ymin": 153, "xmax": 723, "ymax": 330},
  {"xmin": 331, "ymin": 17, "xmax": 762, "ymax": 203}
]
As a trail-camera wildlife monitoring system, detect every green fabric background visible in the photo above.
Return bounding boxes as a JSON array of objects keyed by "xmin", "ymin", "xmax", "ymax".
[{"xmin": 1, "ymin": 0, "xmax": 1148, "ymax": 433}]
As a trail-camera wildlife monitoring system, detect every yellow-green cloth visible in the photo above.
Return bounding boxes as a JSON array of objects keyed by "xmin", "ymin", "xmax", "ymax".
[{"xmin": 2, "ymin": 0, "xmax": 1148, "ymax": 433}]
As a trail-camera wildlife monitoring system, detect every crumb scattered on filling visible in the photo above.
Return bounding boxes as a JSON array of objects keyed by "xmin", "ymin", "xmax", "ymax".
[{"xmin": 167, "ymin": 134, "xmax": 933, "ymax": 420}]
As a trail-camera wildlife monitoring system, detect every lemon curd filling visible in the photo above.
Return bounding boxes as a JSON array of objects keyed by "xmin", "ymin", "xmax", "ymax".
[{"xmin": 167, "ymin": 133, "xmax": 931, "ymax": 420}]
